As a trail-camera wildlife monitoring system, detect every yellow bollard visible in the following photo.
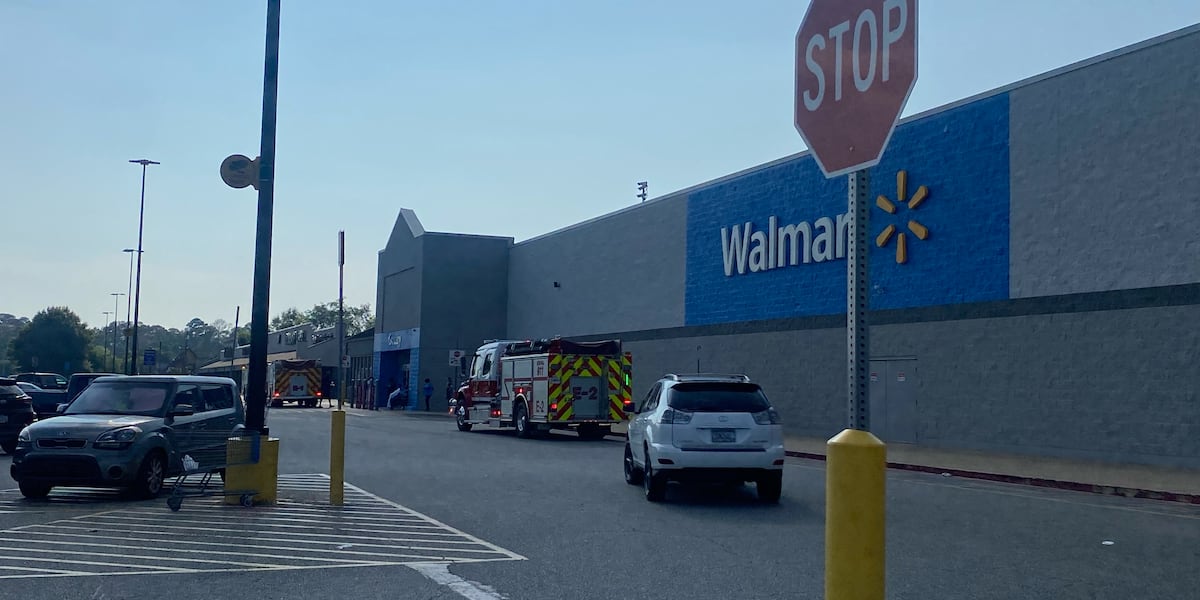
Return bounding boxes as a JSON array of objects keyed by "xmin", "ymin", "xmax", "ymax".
[
  {"xmin": 330, "ymin": 409, "xmax": 346, "ymax": 506},
  {"xmin": 825, "ymin": 428, "xmax": 886, "ymax": 600}
]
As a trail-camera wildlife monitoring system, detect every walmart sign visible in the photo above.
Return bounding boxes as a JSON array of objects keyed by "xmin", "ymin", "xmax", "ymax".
[{"xmin": 685, "ymin": 94, "xmax": 1013, "ymax": 326}]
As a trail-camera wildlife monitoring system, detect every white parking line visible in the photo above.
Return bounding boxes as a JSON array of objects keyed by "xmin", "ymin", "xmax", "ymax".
[
  {"xmin": 0, "ymin": 474, "xmax": 524, "ymax": 580},
  {"xmin": 410, "ymin": 562, "xmax": 508, "ymax": 600}
]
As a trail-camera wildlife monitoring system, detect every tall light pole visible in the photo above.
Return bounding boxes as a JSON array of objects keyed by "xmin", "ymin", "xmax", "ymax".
[
  {"xmin": 110, "ymin": 292, "xmax": 125, "ymax": 372},
  {"xmin": 128, "ymin": 159, "xmax": 159, "ymax": 375},
  {"xmin": 245, "ymin": 0, "xmax": 282, "ymax": 435},
  {"xmin": 102, "ymin": 311, "xmax": 114, "ymax": 370},
  {"xmin": 337, "ymin": 230, "xmax": 345, "ymax": 411},
  {"xmin": 122, "ymin": 248, "xmax": 138, "ymax": 373}
]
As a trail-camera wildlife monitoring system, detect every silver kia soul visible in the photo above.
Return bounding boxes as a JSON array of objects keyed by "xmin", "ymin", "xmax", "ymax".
[{"xmin": 10, "ymin": 375, "xmax": 244, "ymax": 499}]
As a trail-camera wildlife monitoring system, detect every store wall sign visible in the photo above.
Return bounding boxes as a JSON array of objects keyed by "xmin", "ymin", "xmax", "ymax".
[
  {"xmin": 721, "ymin": 213, "xmax": 850, "ymax": 276},
  {"xmin": 721, "ymin": 170, "xmax": 932, "ymax": 276},
  {"xmin": 684, "ymin": 92, "xmax": 1010, "ymax": 326}
]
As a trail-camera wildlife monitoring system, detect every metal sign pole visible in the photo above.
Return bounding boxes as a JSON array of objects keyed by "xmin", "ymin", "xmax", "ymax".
[
  {"xmin": 337, "ymin": 230, "xmax": 346, "ymax": 411},
  {"xmin": 245, "ymin": 0, "xmax": 281, "ymax": 435},
  {"xmin": 847, "ymin": 168, "xmax": 870, "ymax": 431}
]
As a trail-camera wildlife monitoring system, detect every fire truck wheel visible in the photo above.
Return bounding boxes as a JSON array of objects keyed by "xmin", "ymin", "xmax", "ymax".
[
  {"xmin": 515, "ymin": 403, "xmax": 532, "ymax": 439},
  {"xmin": 624, "ymin": 444, "xmax": 644, "ymax": 485},
  {"xmin": 456, "ymin": 407, "xmax": 473, "ymax": 432}
]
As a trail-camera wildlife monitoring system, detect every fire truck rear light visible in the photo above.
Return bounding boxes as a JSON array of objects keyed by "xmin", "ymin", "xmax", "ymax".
[
  {"xmin": 273, "ymin": 392, "xmax": 279, "ymax": 397},
  {"xmin": 549, "ymin": 403, "xmax": 557, "ymax": 411},
  {"xmin": 316, "ymin": 391, "xmax": 322, "ymax": 397}
]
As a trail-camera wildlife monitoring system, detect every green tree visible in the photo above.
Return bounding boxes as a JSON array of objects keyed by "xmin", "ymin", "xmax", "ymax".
[
  {"xmin": 269, "ymin": 308, "xmax": 306, "ymax": 331},
  {"xmin": 9, "ymin": 307, "xmax": 94, "ymax": 374},
  {"xmin": 270, "ymin": 302, "xmax": 374, "ymax": 335},
  {"xmin": 305, "ymin": 302, "xmax": 374, "ymax": 334},
  {"xmin": 0, "ymin": 313, "xmax": 31, "ymax": 375}
]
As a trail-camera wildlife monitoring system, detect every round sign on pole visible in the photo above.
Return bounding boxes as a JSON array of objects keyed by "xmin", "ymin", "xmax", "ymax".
[
  {"xmin": 220, "ymin": 154, "xmax": 259, "ymax": 190},
  {"xmin": 794, "ymin": 0, "xmax": 918, "ymax": 178}
]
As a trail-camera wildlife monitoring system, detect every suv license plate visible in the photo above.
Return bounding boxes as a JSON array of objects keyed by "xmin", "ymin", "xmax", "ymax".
[{"xmin": 711, "ymin": 429, "xmax": 735, "ymax": 443}]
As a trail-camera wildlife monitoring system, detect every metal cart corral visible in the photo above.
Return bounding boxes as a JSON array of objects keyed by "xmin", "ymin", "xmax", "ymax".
[{"xmin": 166, "ymin": 426, "xmax": 259, "ymax": 511}]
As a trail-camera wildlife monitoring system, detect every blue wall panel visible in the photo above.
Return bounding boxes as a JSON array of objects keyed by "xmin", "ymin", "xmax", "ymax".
[{"xmin": 685, "ymin": 94, "xmax": 1011, "ymax": 325}]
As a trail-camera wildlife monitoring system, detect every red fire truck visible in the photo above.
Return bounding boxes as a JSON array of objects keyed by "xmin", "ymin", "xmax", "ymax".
[{"xmin": 453, "ymin": 338, "xmax": 633, "ymax": 440}]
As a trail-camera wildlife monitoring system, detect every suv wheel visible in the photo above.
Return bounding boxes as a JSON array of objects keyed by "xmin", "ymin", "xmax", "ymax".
[
  {"xmin": 757, "ymin": 471, "xmax": 782, "ymax": 504},
  {"xmin": 18, "ymin": 481, "xmax": 51, "ymax": 499},
  {"xmin": 643, "ymin": 447, "xmax": 667, "ymax": 502},
  {"xmin": 623, "ymin": 444, "xmax": 643, "ymax": 485},
  {"xmin": 132, "ymin": 451, "xmax": 166, "ymax": 499}
]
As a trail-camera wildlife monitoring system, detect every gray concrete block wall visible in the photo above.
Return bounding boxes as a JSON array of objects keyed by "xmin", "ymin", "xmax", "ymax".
[
  {"xmin": 377, "ymin": 210, "xmax": 425, "ymax": 334},
  {"xmin": 507, "ymin": 195, "xmax": 688, "ymax": 339},
  {"xmin": 1010, "ymin": 30, "xmax": 1200, "ymax": 297},
  {"xmin": 417, "ymin": 234, "xmax": 512, "ymax": 410},
  {"xmin": 625, "ymin": 302, "xmax": 1200, "ymax": 469}
]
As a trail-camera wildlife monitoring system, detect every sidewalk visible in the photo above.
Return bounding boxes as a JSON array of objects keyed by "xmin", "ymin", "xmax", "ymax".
[{"xmin": 784, "ymin": 435, "xmax": 1200, "ymax": 503}]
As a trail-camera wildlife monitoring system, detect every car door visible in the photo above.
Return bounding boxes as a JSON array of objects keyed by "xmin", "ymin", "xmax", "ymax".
[
  {"xmin": 195, "ymin": 383, "xmax": 237, "ymax": 468},
  {"xmin": 628, "ymin": 383, "xmax": 661, "ymax": 464},
  {"xmin": 167, "ymin": 384, "xmax": 206, "ymax": 468},
  {"xmin": 199, "ymin": 384, "xmax": 238, "ymax": 435}
]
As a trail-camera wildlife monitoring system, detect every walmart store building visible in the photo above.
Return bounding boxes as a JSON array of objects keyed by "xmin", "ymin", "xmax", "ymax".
[{"xmin": 374, "ymin": 26, "xmax": 1200, "ymax": 468}]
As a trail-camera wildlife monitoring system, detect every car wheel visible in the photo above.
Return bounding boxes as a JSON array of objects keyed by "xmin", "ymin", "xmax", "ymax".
[
  {"xmin": 515, "ymin": 404, "xmax": 531, "ymax": 439},
  {"xmin": 623, "ymin": 444, "xmax": 643, "ymax": 485},
  {"xmin": 0, "ymin": 439, "xmax": 16, "ymax": 455},
  {"xmin": 18, "ymin": 481, "xmax": 51, "ymax": 499},
  {"xmin": 643, "ymin": 446, "xmax": 666, "ymax": 502},
  {"xmin": 132, "ymin": 451, "xmax": 167, "ymax": 499},
  {"xmin": 456, "ymin": 407, "xmax": 473, "ymax": 432},
  {"xmin": 757, "ymin": 471, "xmax": 783, "ymax": 504}
]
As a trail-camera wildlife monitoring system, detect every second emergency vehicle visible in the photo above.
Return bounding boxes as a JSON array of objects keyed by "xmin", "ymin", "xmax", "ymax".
[
  {"xmin": 454, "ymin": 338, "xmax": 633, "ymax": 440},
  {"xmin": 269, "ymin": 359, "xmax": 325, "ymax": 408}
]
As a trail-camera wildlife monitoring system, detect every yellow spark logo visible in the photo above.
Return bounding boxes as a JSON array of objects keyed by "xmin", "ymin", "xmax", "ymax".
[{"xmin": 874, "ymin": 170, "xmax": 930, "ymax": 264}]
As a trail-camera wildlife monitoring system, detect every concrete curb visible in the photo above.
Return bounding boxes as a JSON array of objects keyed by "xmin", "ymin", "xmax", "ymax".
[{"xmin": 784, "ymin": 450, "xmax": 1200, "ymax": 505}]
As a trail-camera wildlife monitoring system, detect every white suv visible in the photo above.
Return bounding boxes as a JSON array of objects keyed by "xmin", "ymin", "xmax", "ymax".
[{"xmin": 624, "ymin": 374, "xmax": 785, "ymax": 503}]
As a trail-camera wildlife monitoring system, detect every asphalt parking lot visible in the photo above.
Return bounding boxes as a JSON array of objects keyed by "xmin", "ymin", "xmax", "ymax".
[{"xmin": 2, "ymin": 407, "xmax": 1198, "ymax": 599}]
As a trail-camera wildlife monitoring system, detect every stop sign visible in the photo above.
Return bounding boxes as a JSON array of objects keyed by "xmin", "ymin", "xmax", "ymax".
[{"xmin": 794, "ymin": 0, "xmax": 918, "ymax": 178}]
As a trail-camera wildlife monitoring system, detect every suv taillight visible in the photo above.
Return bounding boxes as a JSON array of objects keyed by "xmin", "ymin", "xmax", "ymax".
[
  {"xmin": 660, "ymin": 408, "xmax": 692, "ymax": 424},
  {"xmin": 753, "ymin": 408, "xmax": 781, "ymax": 425}
]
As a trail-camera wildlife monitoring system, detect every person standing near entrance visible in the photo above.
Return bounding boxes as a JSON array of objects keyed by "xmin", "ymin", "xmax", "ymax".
[{"xmin": 422, "ymin": 378, "xmax": 434, "ymax": 411}]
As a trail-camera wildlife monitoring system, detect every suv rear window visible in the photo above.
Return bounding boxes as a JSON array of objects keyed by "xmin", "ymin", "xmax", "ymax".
[
  {"xmin": 666, "ymin": 382, "xmax": 771, "ymax": 413},
  {"xmin": 0, "ymin": 383, "xmax": 25, "ymax": 398}
]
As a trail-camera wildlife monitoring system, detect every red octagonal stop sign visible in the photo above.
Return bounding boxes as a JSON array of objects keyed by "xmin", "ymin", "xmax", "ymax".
[{"xmin": 794, "ymin": 0, "xmax": 918, "ymax": 178}]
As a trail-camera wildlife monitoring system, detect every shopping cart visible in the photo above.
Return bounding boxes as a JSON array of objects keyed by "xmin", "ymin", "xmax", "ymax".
[{"xmin": 166, "ymin": 425, "xmax": 260, "ymax": 511}]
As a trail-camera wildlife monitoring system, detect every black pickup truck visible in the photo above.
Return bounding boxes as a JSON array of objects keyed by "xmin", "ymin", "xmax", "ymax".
[{"xmin": 23, "ymin": 373, "xmax": 119, "ymax": 419}]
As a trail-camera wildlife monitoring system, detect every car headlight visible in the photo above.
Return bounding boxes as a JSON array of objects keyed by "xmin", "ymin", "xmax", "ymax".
[
  {"xmin": 95, "ymin": 426, "xmax": 141, "ymax": 449},
  {"xmin": 17, "ymin": 428, "xmax": 31, "ymax": 443}
]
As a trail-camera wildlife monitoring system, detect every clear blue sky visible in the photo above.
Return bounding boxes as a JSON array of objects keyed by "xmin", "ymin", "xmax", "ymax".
[{"xmin": 3, "ymin": 1, "xmax": 1198, "ymax": 330}]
